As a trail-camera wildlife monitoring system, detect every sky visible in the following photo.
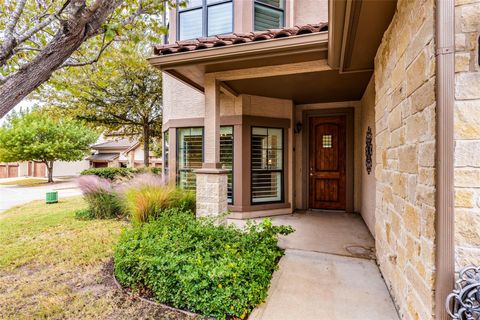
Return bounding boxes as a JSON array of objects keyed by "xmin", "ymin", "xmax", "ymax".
[{"xmin": 0, "ymin": 100, "xmax": 36, "ymax": 126}]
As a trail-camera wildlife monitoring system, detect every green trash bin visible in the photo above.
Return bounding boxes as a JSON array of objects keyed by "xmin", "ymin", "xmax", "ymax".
[{"xmin": 46, "ymin": 191, "xmax": 58, "ymax": 204}]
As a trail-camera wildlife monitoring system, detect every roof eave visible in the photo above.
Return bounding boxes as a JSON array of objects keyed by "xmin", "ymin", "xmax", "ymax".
[{"xmin": 148, "ymin": 32, "xmax": 329, "ymax": 70}]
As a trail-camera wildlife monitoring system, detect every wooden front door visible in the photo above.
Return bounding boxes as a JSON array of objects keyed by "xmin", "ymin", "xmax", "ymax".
[{"xmin": 309, "ymin": 116, "xmax": 347, "ymax": 210}]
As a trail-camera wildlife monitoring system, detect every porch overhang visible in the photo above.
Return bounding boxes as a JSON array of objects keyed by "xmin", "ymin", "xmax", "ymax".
[{"xmin": 148, "ymin": 0, "xmax": 396, "ymax": 104}]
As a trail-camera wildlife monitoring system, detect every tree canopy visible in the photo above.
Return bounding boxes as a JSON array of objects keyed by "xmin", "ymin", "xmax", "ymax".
[
  {"xmin": 40, "ymin": 49, "xmax": 163, "ymax": 166},
  {"xmin": 0, "ymin": 0, "xmax": 179, "ymax": 117},
  {"xmin": 0, "ymin": 109, "xmax": 98, "ymax": 182}
]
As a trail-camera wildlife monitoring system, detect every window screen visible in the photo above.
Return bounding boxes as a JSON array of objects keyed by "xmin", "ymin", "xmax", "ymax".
[
  {"xmin": 254, "ymin": 0, "xmax": 284, "ymax": 31},
  {"xmin": 251, "ymin": 127, "xmax": 284, "ymax": 204},
  {"xmin": 177, "ymin": 128, "xmax": 203, "ymax": 190}
]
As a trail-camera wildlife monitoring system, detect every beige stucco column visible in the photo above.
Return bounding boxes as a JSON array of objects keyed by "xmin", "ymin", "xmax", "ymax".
[{"xmin": 194, "ymin": 74, "xmax": 228, "ymax": 219}]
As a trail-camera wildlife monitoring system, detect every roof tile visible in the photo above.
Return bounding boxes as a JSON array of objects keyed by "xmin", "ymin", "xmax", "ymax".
[{"xmin": 153, "ymin": 22, "xmax": 328, "ymax": 56}]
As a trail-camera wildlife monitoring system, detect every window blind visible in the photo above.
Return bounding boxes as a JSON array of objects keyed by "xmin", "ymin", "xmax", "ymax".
[
  {"xmin": 220, "ymin": 126, "xmax": 234, "ymax": 204},
  {"xmin": 177, "ymin": 128, "xmax": 203, "ymax": 191},
  {"xmin": 207, "ymin": 2, "xmax": 233, "ymax": 36},
  {"xmin": 251, "ymin": 127, "xmax": 283, "ymax": 203},
  {"xmin": 254, "ymin": 1, "xmax": 284, "ymax": 31}
]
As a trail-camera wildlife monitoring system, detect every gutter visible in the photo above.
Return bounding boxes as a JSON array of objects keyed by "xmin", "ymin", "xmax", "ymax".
[{"xmin": 434, "ymin": 0, "xmax": 455, "ymax": 318}]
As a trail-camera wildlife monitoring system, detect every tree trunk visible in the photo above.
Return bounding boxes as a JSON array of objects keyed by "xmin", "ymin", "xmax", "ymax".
[
  {"xmin": 0, "ymin": 0, "xmax": 124, "ymax": 118},
  {"xmin": 143, "ymin": 123, "xmax": 150, "ymax": 167},
  {"xmin": 45, "ymin": 160, "xmax": 54, "ymax": 183}
]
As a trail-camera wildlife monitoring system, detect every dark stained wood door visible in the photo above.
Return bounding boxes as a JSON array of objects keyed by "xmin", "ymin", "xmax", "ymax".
[{"xmin": 309, "ymin": 116, "xmax": 347, "ymax": 210}]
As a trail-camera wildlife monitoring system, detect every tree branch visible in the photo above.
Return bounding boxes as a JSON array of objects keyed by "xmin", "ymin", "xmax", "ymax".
[{"xmin": 57, "ymin": 36, "xmax": 114, "ymax": 69}]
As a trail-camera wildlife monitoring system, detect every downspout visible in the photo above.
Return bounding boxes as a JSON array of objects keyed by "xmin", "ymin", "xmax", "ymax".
[{"xmin": 435, "ymin": 0, "xmax": 455, "ymax": 319}]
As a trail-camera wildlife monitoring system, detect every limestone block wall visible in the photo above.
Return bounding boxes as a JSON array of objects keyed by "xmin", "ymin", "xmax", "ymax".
[
  {"xmin": 373, "ymin": 0, "xmax": 437, "ymax": 318},
  {"xmin": 360, "ymin": 77, "xmax": 376, "ymax": 236},
  {"xmin": 454, "ymin": 0, "xmax": 480, "ymax": 269}
]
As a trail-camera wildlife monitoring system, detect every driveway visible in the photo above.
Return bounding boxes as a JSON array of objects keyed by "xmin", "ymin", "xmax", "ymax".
[{"xmin": 0, "ymin": 178, "xmax": 82, "ymax": 212}]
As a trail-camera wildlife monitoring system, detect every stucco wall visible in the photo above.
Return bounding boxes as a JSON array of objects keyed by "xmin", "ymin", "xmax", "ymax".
[
  {"xmin": 360, "ymin": 77, "xmax": 376, "ymax": 236},
  {"xmin": 454, "ymin": 0, "xmax": 480, "ymax": 269},
  {"xmin": 162, "ymin": 73, "xmax": 204, "ymax": 124},
  {"xmin": 373, "ymin": 0, "xmax": 436, "ymax": 318},
  {"xmin": 293, "ymin": 0, "xmax": 328, "ymax": 26}
]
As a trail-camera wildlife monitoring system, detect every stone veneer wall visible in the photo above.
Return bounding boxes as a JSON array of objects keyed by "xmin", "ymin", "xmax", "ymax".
[
  {"xmin": 454, "ymin": 0, "xmax": 480, "ymax": 269},
  {"xmin": 373, "ymin": 0, "xmax": 437, "ymax": 318}
]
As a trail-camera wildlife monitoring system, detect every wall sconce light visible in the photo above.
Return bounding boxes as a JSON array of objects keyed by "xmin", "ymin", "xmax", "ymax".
[{"xmin": 294, "ymin": 121, "xmax": 302, "ymax": 134}]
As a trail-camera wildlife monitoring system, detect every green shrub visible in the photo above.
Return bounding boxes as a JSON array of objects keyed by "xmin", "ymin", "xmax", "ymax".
[
  {"xmin": 114, "ymin": 211, "xmax": 293, "ymax": 319},
  {"xmin": 80, "ymin": 167, "xmax": 136, "ymax": 180},
  {"xmin": 122, "ymin": 175, "xmax": 195, "ymax": 223},
  {"xmin": 77, "ymin": 175, "xmax": 123, "ymax": 219},
  {"xmin": 74, "ymin": 208, "xmax": 94, "ymax": 220}
]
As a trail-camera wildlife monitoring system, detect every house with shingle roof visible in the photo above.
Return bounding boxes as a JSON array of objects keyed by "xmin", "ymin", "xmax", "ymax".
[
  {"xmin": 89, "ymin": 137, "xmax": 161, "ymax": 168},
  {"xmin": 148, "ymin": 0, "xmax": 480, "ymax": 319}
]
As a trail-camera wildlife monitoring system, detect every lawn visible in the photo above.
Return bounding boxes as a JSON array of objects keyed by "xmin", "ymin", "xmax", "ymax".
[
  {"xmin": 0, "ymin": 178, "xmax": 49, "ymax": 187},
  {"xmin": 0, "ymin": 197, "xmax": 194, "ymax": 320}
]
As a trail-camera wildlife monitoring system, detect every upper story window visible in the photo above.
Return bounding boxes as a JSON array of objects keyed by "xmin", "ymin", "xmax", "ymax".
[
  {"xmin": 178, "ymin": 0, "xmax": 233, "ymax": 40},
  {"xmin": 254, "ymin": 0, "xmax": 285, "ymax": 31}
]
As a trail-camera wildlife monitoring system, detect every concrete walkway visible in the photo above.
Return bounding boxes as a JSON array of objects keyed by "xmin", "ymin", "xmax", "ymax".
[
  {"xmin": 230, "ymin": 211, "xmax": 399, "ymax": 320},
  {"xmin": 0, "ymin": 177, "xmax": 81, "ymax": 212}
]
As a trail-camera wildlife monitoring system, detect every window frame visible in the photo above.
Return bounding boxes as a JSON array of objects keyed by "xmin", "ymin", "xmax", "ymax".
[
  {"xmin": 253, "ymin": 0, "xmax": 286, "ymax": 31},
  {"xmin": 250, "ymin": 126, "xmax": 285, "ymax": 205},
  {"xmin": 177, "ymin": 0, "xmax": 234, "ymax": 41}
]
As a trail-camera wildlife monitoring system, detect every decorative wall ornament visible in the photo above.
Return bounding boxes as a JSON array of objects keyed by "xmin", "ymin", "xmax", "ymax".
[
  {"xmin": 365, "ymin": 127, "xmax": 373, "ymax": 175},
  {"xmin": 446, "ymin": 265, "xmax": 480, "ymax": 319}
]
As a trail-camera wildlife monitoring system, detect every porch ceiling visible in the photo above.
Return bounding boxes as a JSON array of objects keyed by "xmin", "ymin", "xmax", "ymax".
[{"xmin": 224, "ymin": 70, "xmax": 372, "ymax": 104}]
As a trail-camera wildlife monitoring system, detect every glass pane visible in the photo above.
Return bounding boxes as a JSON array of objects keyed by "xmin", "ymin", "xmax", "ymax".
[
  {"xmin": 252, "ymin": 171, "xmax": 282, "ymax": 203},
  {"xmin": 163, "ymin": 130, "xmax": 169, "ymax": 176},
  {"xmin": 251, "ymin": 127, "xmax": 283, "ymax": 204},
  {"xmin": 179, "ymin": 9, "xmax": 203, "ymax": 40},
  {"xmin": 220, "ymin": 126, "xmax": 234, "ymax": 204},
  {"xmin": 268, "ymin": 128, "xmax": 282, "ymax": 149},
  {"xmin": 256, "ymin": 0, "xmax": 284, "ymax": 9},
  {"xmin": 177, "ymin": 128, "xmax": 203, "ymax": 191},
  {"xmin": 267, "ymin": 149, "xmax": 282, "ymax": 169},
  {"xmin": 322, "ymin": 134, "xmax": 332, "ymax": 148},
  {"xmin": 254, "ymin": 3, "xmax": 284, "ymax": 31},
  {"xmin": 207, "ymin": 2, "xmax": 233, "ymax": 36},
  {"xmin": 184, "ymin": 0, "xmax": 203, "ymax": 9}
]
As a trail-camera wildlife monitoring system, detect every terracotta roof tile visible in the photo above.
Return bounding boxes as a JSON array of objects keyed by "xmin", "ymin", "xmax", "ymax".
[{"xmin": 153, "ymin": 22, "xmax": 328, "ymax": 56}]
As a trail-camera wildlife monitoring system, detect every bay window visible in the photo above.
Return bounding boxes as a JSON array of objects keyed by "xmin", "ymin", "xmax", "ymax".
[
  {"xmin": 251, "ymin": 127, "xmax": 284, "ymax": 204},
  {"xmin": 178, "ymin": 0, "xmax": 233, "ymax": 40},
  {"xmin": 254, "ymin": 0, "xmax": 285, "ymax": 31},
  {"xmin": 176, "ymin": 126, "xmax": 234, "ymax": 204}
]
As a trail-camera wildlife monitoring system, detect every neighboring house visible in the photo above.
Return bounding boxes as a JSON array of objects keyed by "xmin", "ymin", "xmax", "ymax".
[
  {"xmin": 149, "ymin": 0, "xmax": 480, "ymax": 319},
  {"xmin": 88, "ymin": 138, "xmax": 161, "ymax": 168},
  {"xmin": 0, "ymin": 160, "xmax": 89, "ymax": 178}
]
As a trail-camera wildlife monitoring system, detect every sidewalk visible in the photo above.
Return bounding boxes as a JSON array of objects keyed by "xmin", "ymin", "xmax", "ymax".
[{"xmin": 0, "ymin": 177, "xmax": 82, "ymax": 212}]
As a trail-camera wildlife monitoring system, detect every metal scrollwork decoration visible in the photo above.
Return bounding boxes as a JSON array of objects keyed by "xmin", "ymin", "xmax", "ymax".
[
  {"xmin": 365, "ymin": 126, "xmax": 373, "ymax": 175},
  {"xmin": 446, "ymin": 265, "xmax": 480, "ymax": 319}
]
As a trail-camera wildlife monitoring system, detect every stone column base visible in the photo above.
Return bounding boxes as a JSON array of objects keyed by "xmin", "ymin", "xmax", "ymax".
[{"xmin": 194, "ymin": 168, "xmax": 229, "ymax": 220}]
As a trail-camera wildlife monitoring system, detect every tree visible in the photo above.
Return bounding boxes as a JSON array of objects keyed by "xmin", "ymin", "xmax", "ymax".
[
  {"xmin": 0, "ymin": 109, "xmax": 98, "ymax": 182},
  {"xmin": 40, "ymin": 50, "xmax": 162, "ymax": 167},
  {"xmin": 0, "ymin": 0, "xmax": 176, "ymax": 118}
]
